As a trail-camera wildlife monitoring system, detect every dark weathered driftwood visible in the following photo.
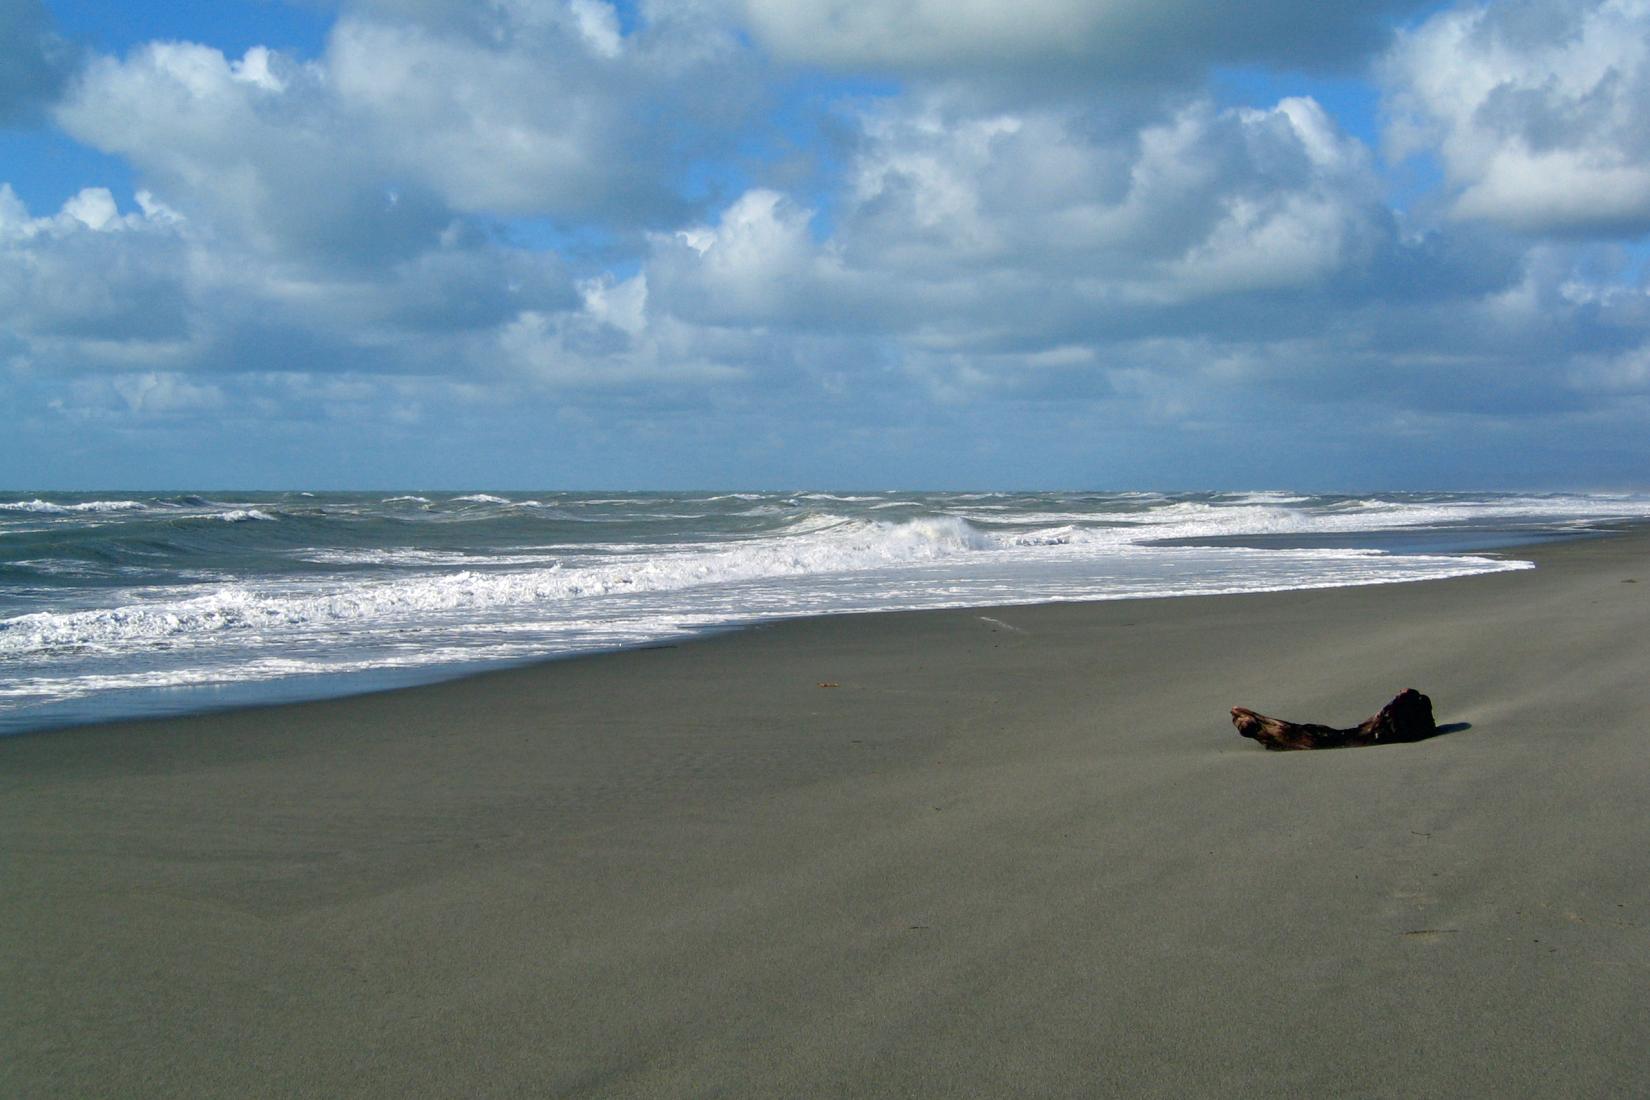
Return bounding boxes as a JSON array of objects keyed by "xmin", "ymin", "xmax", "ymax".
[{"xmin": 1231, "ymin": 688, "xmax": 1436, "ymax": 751}]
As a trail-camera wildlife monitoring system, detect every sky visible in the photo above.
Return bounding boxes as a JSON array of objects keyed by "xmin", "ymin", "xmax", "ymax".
[{"xmin": 2, "ymin": 0, "xmax": 1649, "ymax": 490}]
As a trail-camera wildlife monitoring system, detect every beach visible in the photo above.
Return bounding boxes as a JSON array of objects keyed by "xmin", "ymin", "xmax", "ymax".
[{"xmin": 3, "ymin": 528, "xmax": 1648, "ymax": 1096}]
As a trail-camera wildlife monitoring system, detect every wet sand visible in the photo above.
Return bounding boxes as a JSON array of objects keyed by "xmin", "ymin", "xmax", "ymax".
[{"xmin": 4, "ymin": 530, "xmax": 1649, "ymax": 1096}]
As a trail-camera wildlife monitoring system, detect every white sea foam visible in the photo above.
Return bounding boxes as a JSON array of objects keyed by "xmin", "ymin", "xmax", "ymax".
[
  {"xmin": 7, "ymin": 489, "xmax": 1644, "ymax": 733},
  {"xmin": 0, "ymin": 647, "xmax": 549, "ymax": 702},
  {"xmin": 0, "ymin": 513, "xmax": 1529, "ymax": 661},
  {"xmin": 0, "ymin": 498, "xmax": 149, "ymax": 514},
  {"xmin": 0, "ymin": 516, "xmax": 959, "ymax": 654},
  {"xmin": 963, "ymin": 511, "xmax": 1140, "ymax": 526},
  {"xmin": 798, "ymin": 493, "xmax": 888, "ymax": 502},
  {"xmin": 1222, "ymin": 491, "xmax": 1314, "ymax": 505},
  {"xmin": 1119, "ymin": 494, "xmax": 1650, "ymax": 541},
  {"xmin": 295, "ymin": 548, "xmax": 562, "ymax": 567}
]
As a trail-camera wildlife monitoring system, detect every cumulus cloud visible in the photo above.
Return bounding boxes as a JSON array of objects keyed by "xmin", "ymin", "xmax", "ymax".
[
  {"xmin": 54, "ymin": 41, "xmax": 460, "ymax": 267},
  {"xmin": 0, "ymin": 185, "xmax": 190, "ymax": 341},
  {"xmin": 648, "ymin": 93, "xmax": 1395, "ymax": 351},
  {"xmin": 627, "ymin": 84, "xmax": 1650, "ymax": 472},
  {"xmin": 325, "ymin": 1, "xmax": 757, "ymax": 222},
  {"xmin": 1383, "ymin": 0, "xmax": 1650, "ymax": 236},
  {"xmin": 498, "ymin": 273, "xmax": 752, "ymax": 389},
  {"xmin": 647, "ymin": 190, "xmax": 866, "ymax": 327},
  {"xmin": 0, "ymin": 174, "xmax": 584, "ymax": 395},
  {"xmin": 8, "ymin": 0, "xmax": 1650, "ymax": 486},
  {"xmin": 51, "ymin": 1, "xmax": 760, "ymax": 269},
  {"xmin": 20, "ymin": 1, "xmax": 761, "ymax": 401}
]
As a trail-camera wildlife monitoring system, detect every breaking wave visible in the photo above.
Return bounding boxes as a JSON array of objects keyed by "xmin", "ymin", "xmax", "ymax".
[
  {"xmin": 4, "ymin": 488, "xmax": 1646, "ymax": 733},
  {"xmin": 0, "ymin": 498, "xmax": 149, "ymax": 514},
  {"xmin": 0, "ymin": 516, "xmax": 1010, "ymax": 656}
]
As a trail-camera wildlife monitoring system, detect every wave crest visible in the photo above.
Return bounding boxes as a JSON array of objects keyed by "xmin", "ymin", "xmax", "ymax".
[
  {"xmin": 0, "ymin": 498, "xmax": 149, "ymax": 514},
  {"xmin": 0, "ymin": 514, "xmax": 1004, "ymax": 656}
]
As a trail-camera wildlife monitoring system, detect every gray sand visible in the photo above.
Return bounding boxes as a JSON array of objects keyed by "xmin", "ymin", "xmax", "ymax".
[{"xmin": 4, "ymin": 530, "xmax": 1649, "ymax": 1097}]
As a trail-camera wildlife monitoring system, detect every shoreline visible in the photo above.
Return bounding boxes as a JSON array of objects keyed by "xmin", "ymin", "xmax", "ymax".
[
  {"xmin": 1, "ymin": 525, "xmax": 1599, "ymax": 740},
  {"xmin": 4, "ymin": 527, "xmax": 1649, "ymax": 1095}
]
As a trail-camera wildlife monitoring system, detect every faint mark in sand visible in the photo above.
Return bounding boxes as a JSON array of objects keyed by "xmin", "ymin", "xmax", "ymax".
[
  {"xmin": 1402, "ymin": 929, "xmax": 1460, "ymax": 939},
  {"xmin": 978, "ymin": 616, "xmax": 1027, "ymax": 634}
]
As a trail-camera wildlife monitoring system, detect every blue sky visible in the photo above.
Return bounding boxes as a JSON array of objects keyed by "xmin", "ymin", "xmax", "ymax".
[{"xmin": 3, "ymin": 0, "xmax": 1649, "ymax": 490}]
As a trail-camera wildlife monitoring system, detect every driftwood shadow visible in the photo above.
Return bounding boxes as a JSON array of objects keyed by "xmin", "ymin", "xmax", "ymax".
[{"xmin": 1372, "ymin": 719, "xmax": 1471, "ymax": 745}]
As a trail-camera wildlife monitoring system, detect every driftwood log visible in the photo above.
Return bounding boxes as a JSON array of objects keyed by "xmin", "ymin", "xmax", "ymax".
[{"xmin": 1231, "ymin": 688, "xmax": 1436, "ymax": 751}]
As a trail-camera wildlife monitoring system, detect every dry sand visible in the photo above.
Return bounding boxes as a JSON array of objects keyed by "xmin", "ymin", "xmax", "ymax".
[{"xmin": 4, "ymin": 530, "xmax": 1649, "ymax": 1097}]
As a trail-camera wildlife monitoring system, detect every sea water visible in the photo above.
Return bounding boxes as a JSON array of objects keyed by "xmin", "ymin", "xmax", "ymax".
[{"xmin": 3, "ymin": 490, "xmax": 1647, "ymax": 734}]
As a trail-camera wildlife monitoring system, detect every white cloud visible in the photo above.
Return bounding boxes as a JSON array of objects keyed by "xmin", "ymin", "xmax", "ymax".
[
  {"xmin": 1, "ymin": 184, "xmax": 169, "ymax": 241},
  {"xmin": 498, "ymin": 275, "xmax": 747, "ymax": 388},
  {"xmin": 323, "ymin": 0, "xmax": 754, "ymax": 221},
  {"xmin": 0, "ymin": 186, "xmax": 192, "ymax": 341},
  {"xmin": 578, "ymin": 271, "xmax": 647, "ymax": 335},
  {"xmin": 324, "ymin": 16, "xmax": 630, "ymax": 218},
  {"xmin": 230, "ymin": 45, "xmax": 286, "ymax": 92},
  {"xmin": 8, "ymin": 0, "xmax": 1650, "ymax": 486},
  {"xmin": 570, "ymin": 0, "xmax": 623, "ymax": 58},
  {"xmin": 1160, "ymin": 99, "xmax": 1382, "ymax": 297},
  {"xmin": 52, "ymin": 2, "xmax": 758, "ymax": 265},
  {"xmin": 109, "ymin": 371, "xmax": 225, "ymax": 414},
  {"xmin": 1384, "ymin": 0, "xmax": 1650, "ymax": 235},
  {"xmin": 647, "ymin": 92, "xmax": 1390, "ymax": 350},
  {"xmin": 0, "ymin": 176, "xmax": 583, "ymax": 393},
  {"xmin": 62, "ymin": 187, "xmax": 118, "ymax": 230},
  {"xmin": 622, "ymin": 85, "xmax": 1650, "ymax": 453},
  {"xmin": 54, "ymin": 40, "xmax": 449, "ymax": 264},
  {"xmin": 24, "ymin": 6, "xmax": 743, "ymax": 397},
  {"xmin": 648, "ymin": 190, "xmax": 835, "ymax": 322}
]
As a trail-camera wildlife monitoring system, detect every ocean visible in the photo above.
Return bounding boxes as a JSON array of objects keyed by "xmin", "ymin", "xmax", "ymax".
[{"xmin": 3, "ymin": 489, "xmax": 1647, "ymax": 735}]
